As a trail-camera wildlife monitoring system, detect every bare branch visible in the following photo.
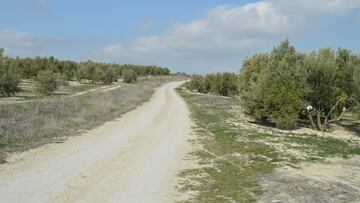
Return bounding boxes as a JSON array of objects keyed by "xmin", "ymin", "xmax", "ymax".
[
  {"xmin": 324, "ymin": 97, "xmax": 347, "ymax": 123},
  {"xmin": 324, "ymin": 107, "xmax": 347, "ymax": 127}
]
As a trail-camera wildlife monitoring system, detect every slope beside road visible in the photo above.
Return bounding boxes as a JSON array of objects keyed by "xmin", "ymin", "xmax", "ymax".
[{"xmin": 0, "ymin": 81, "xmax": 192, "ymax": 203}]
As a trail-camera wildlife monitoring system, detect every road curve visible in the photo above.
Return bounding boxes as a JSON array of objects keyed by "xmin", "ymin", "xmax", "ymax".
[{"xmin": 0, "ymin": 81, "xmax": 192, "ymax": 203}]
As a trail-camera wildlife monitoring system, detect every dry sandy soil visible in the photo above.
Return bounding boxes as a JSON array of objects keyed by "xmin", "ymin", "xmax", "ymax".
[
  {"xmin": 0, "ymin": 81, "xmax": 193, "ymax": 203},
  {"xmin": 259, "ymin": 156, "xmax": 360, "ymax": 203},
  {"xmin": 227, "ymin": 103, "xmax": 360, "ymax": 202}
]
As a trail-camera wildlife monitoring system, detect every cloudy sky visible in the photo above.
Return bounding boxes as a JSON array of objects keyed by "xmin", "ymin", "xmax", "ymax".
[{"xmin": 1, "ymin": 0, "xmax": 360, "ymax": 73}]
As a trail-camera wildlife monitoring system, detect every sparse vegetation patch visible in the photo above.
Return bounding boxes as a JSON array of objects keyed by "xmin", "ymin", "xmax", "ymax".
[
  {"xmin": 184, "ymin": 39, "xmax": 360, "ymax": 132},
  {"xmin": 0, "ymin": 76, "xmax": 184, "ymax": 163},
  {"xmin": 177, "ymin": 88, "xmax": 360, "ymax": 202}
]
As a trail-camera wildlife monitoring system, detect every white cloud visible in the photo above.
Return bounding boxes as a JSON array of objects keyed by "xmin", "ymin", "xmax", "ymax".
[
  {"xmin": 0, "ymin": 30, "xmax": 103, "ymax": 58},
  {"xmin": 102, "ymin": 0, "xmax": 360, "ymax": 67},
  {"xmin": 2, "ymin": 0, "xmax": 360, "ymax": 73},
  {"xmin": 102, "ymin": 1, "xmax": 289, "ymax": 62},
  {"xmin": 0, "ymin": 30, "xmax": 48, "ymax": 56},
  {"xmin": 276, "ymin": 0, "xmax": 360, "ymax": 15}
]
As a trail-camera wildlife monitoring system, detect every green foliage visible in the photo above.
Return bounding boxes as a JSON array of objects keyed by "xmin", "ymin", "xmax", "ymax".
[
  {"xmin": 240, "ymin": 40, "xmax": 308, "ymax": 129},
  {"xmin": 90, "ymin": 64, "xmax": 117, "ymax": 85},
  {"xmin": 303, "ymin": 49, "xmax": 338, "ymax": 110},
  {"xmin": 0, "ymin": 51, "xmax": 21, "ymax": 97},
  {"xmin": 36, "ymin": 71, "xmax": 58, "ymax": 95},
  {"xmin": 239, "ymin": 54, "xmax": 269, "ymax": 93},
  {"xmin": 185, "ymin": 73, "xmax": 239, "ymax": 97},
  {"xmin": 239, "ymin": 39, "xmax": 360, "ymax": 130},
  {"xmin": 185, "ymin": 75, "xmax": 208, "ymax": 94},
  {"xmin": 103, "ymin": 66, "xmax": 118, "ymax": 85},
  {"xmin": 75, "ymin": 62, "xmax": 169, "ymax": 84},
  {"xmin": 122, "ymin": 69, "xmax": 138, "ymax": 83},
  {"xmin": 0, "ymin": 69, "xmax": 21, "ymax": 97},
  {"xmin": 0, "ymin": 49, "xmax": 170, "ymax": 87},
  {"xmin": 0, "ymin": 48, "xmax": 171, "ymax": 99},
  {"xmin": 62, "ymin": 61, "xmax": 78, "ymax": 80},
  {"xmin": 354, "ymin": 65, "xmax": 360, "ymax": 102},
  {"xmin": 212, "ymin": 73, "xmax": 239, "ymax": 96},
  {"xmin": 178, "ymin": 88, "xmax": 360, "ymax": 202}
]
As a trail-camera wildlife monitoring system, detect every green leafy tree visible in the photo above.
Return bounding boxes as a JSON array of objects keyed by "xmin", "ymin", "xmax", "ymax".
[
  {"xmin": 122, "ymin": 69, "xmax": 138, "ymax": 83},
  {"xmin": 240, "ymin": 39, "xmax": 308, "ymax": 129},
  {"xmin": 0, "ymin": 68, "xmax": 21, "ymax": 97},
  {"xmin": 219, "ymin": 72, "xmax": 239, "ymax": 96},
  {"xmin": 62, "ymin": 61, "xmax": 77, "ymax": 80},
  {"xmin": 36, "ymin": 71, "xmax": 58, "ymax": 95},
  {"xmin": 186, "ymin": 73, "xmax": 239, "ymax": 97},
  {"xmin": 185, "ymin": 75, "xmax": 207, "ymax": 93},
  {"xmin": 0, "ymin": 50, "xmax": 21, "ymax": 97},
  {"xmin": 303, "ymin": 48, "xmax": 360, "ymax": 131},
  {"xmin": 103, "ymin": 66, "xmax": 118, "ymax": 85},
  {"xmin": 239, "ymin": 39, "xmax": 360, "ymax": 131}
]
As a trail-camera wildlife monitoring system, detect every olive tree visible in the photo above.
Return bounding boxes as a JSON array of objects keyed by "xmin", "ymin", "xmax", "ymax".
[
  {"xmin": 0, "ymin": 52, "xmax": 21, "ymax": 97},
  {"xmin": 0, "ymin": 69, "xmax": 21, "ymax": 97},
  {"xmin": 36, "ymin": 71, "xmax": 58, "ymax": 95},
  {"xmin": 122, "ymin": 69, "xmax": 138, "ymax": 83},
  {"xmin": 185, "ymin": 73, "xmax": 239, "ymax": 97},
  {"xmin": 239, "ymin": 39, "xmax": 308, "ymax": 129},
  {"xmin": 303, "ymin": 48, "xmax": 360, "ymax": 131},
  {"xmin": 240, "ymin": 40, "xmax": 360, "ymax": 131}
]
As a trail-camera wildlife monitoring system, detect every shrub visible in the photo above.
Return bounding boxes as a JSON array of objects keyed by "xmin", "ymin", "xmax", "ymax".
[
  {"xmin": 354, "ymin": 65, "xmax": 360, "ymax": 102},
  {"xmin": 239, "ymin": 39, "xmax": 360, "ymax": 131},
  {"xmin": 122, "ymin": 69, "xmax": 138, "ymax": 83},
  {"xmin": 302, "ymin": 48, "xmax": 360, "ymax": 131},
  {"xmin": 239, "ymin": 39, "xmax": 308, "ymax": 129},
  {"xmin": 0, "ymin": 56, "xmax": 21, "ymax": 97},
  {"xmin": 36, "ymin": 71, "xmax": 58, "ymax": 95},
  {"xmin": 213, "ymin": 73, "xmax": 239, "ymax": 97},
  {"xmin": 0, "ymin": 50, "xmax": 171, "ymax": 86},
  {"xmin": 0, "ymin": 71, "xmax": 21, "ymax": 97},
  {"xmin": 185, "ymin": 75, "xmax": 208, "ymax": 93},
  {"xmin": 186, "ymin": 73, "xmax": 239, "ymax": 97},
  {"xmin": 239, "ymin": 54, "xmax": 269, "ymax": 93},
  {"xmin": 92, "ymin": 65, "xmax": 106, "ymax": 84},
  {"xmin": 103, "ymin": 66, "xmax": 118, "ymax": 85},
  {"xmin": 62, "ymin": 61, "xmax": 77, "ymax": 80}
]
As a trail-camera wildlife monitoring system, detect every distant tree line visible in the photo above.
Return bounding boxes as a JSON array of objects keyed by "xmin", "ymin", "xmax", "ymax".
[
  {"xmin": 184, "ymin": 73, "xmax": 239, "ymax": 97},
  {"xmin": 185, "ymin": 40, "xmax": 360, "ymax": 131},
  {"xmin": 0, "ymin": 48, "xmax": 170, "ymax": 96}
]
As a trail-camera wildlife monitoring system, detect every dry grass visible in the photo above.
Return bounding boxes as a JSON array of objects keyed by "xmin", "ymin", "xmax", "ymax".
[
  {"xmin": 0, "ymin": 79, "xmax": 108, "ymax": 104},
  {"xmin": 177, "ymin": 88, "xmax": 360, "ymax": 203},
  {"xmin": 0, "ymin": 76, "xmax": 185, "ymax": 162}
]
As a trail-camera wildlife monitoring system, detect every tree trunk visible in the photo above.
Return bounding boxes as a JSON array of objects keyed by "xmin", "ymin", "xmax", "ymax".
[{"xmin": 306, "ymin": 109, "xmax": 318, "ymax": 130}]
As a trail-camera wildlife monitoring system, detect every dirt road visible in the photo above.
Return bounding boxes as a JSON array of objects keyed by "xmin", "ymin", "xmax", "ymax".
[{"xmin": 0, "ymin": 81, "xmax": 192, "ymax": 203}]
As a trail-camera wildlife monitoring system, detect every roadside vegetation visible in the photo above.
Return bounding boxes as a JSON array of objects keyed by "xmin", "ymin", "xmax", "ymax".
[
  {"xmin": 184, "ymin": 73, "xmax": 239, "ymax": 97},
  {"xmin": 36, "ymin": 70, "xmax": 58, "ymax": 95},
  {"xmin": 185, "ymin": 39, "xmax": 360, "ymax": 132},
  {"xmin": 177, "ymin": 88, "xmax": 360, "ymax": 202},
  {"xmin": 0, "ymin": 76, "xmax": 184, "ymax": 163},
  {"xmin": 180, "ymin": 39, "xmax": 360, "ymax": 202},
  {"xmin": 0, "ymin": 47, "xmax": 181, "ymax": 163},
  {"xmin": 0, "ymin": 48, "xmax": 170, "ymax": 98}
]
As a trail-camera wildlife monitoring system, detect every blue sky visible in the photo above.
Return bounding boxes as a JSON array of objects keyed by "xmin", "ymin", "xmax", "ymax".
[{"xmin": 1, "ymin": 0, "xmax": 360, "ymax": 73}]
